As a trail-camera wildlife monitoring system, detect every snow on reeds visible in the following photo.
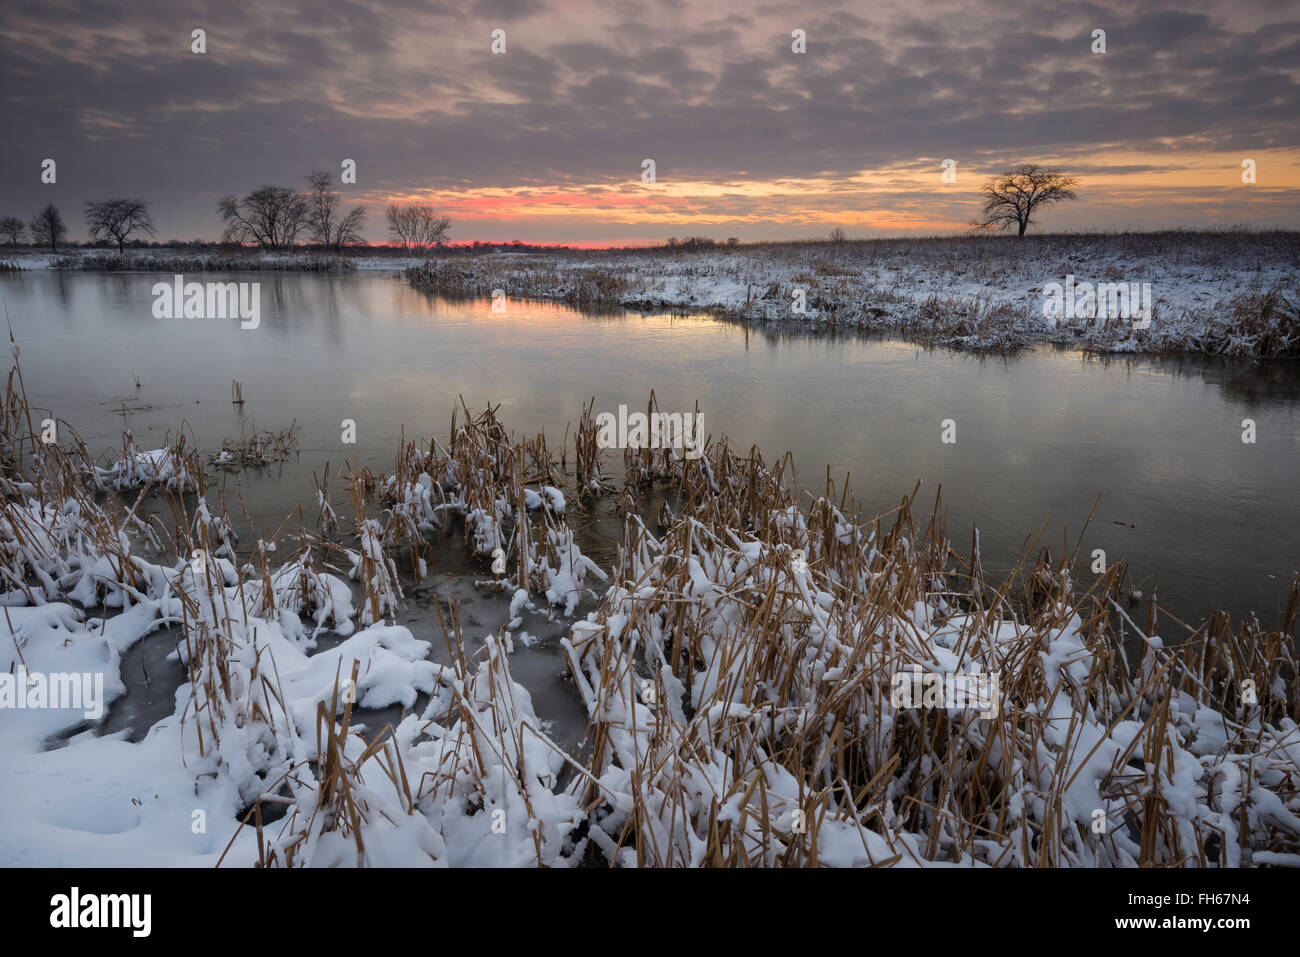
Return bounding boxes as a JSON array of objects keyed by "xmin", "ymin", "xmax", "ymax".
[
  {"xmin": 239, "ymin": 662, "xmax": 448, "ymax": 867},
  {"xmin": 96, "ymin": 432, "xmax": 203, "ymax": 491},
  {"xmin": 1091, "ymin": 287, "xmax": 1300, "ymax": 359},
  {"xmin": 565, "ymin": 443, "xmax": 1300, "ymax": 865},
  {"xmin": 210, "ymin": 423, "xmax": 297, "ymax": 470},
  {"xmin": 378, "ymin": 400, "xmax": 602, "ymax": 612},
  {"xmin": 239, "ymin": 623, "xmax": 586, "ymax": 866},
  {"xmin": 1, "ymin": 346, "xmax": 1297, "ymax": 866}
]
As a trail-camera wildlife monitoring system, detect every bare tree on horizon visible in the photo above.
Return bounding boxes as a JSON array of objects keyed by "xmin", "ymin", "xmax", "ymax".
[
  {"xmin": 0, "ymin": 216, "xmax": 25, "ymax": 246},
  {"xmin": 972, "ymin": 164, "xmax": 1079, "ymax": 236},
  {"xmin": 305, "ymin": 171, "xmax": 367, "ymax": 251},
  {"xmin": 85, "ymin": 198, "xmax": 156, "ymax": 253},
  {"xmin": 386, "ymin": 204, "xmax": 451, "ymax": 255},
  {"xmin": 218, "ymin": 186, "xmax": 309, "ymax": 250},
  {"xmin": 30, "ymin": 204, "xmax": 66, "ymax": 253}
]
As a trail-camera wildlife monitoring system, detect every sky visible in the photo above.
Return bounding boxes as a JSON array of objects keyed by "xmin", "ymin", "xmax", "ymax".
[{"xmin": 2, "ymin": 0, "xmax": 1298, "ymax": 244}]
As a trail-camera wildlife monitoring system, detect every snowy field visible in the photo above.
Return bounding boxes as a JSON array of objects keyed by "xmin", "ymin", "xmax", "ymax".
[{"xmin": 407, "ymin": 232, "xmax": 1299, "ymax": 356}]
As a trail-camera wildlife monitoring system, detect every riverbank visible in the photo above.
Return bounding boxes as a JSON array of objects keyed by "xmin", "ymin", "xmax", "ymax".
[
  {"xmin": 405, "ymin": 232, "xmax": 1299, "ymax": 357},
  {"xmin": 4, "ymin": 232, "xmax": 1295, "ymax": 358},
  {"xmin": 0, "ymin": 250, "xmax": 422, "ymax": 272}
]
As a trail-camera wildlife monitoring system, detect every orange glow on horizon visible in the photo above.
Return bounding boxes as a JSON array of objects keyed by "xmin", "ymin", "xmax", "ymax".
[{"xmin": 351, "ymin": 148, "xmax": 1300, "ymax": 240}]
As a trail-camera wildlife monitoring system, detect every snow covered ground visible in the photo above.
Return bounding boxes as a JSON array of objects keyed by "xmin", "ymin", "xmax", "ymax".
[{"xmin": 407, "ymin": 232, "xmax": 1299, "ymax": 356}]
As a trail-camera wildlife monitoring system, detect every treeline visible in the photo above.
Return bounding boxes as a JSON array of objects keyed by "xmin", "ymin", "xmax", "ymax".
[
  {"xmin": 217, "ymin": 172, "xmax": 366, "ymax": 251},
  {"xmin": 0, "ymin": 170, "xmax": 457, "ymax": 254},
  {"xmin": 1, "ymin": 199, "xmax": 163, "ymax": 253}
]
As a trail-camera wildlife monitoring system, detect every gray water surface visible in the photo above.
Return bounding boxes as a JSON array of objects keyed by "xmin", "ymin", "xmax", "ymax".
[{"xmin": 4, "ymin": 269, "xmax": 1298, "ymax": 634}]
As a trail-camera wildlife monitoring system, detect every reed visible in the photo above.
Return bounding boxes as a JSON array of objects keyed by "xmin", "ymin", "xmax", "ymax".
[
  {"xmin": 211, "ymin": 421, "xmax": 297, "ymax": 469},
  {"xmin": 560, "ymin": 429, "xmax": 1300, "ymax": 866},
  {"xmin": 248, "ymin": 662, "xmax": 443, "ymax": 867},
  {"xmin": 341, "ymin": 467, "xmax": 402, "ymax": 626}
]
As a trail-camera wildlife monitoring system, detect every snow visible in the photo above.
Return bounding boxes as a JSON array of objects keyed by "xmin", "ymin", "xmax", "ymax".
[
  {"xmin": 407, "ymin": 235, "xmax": 1298, "ymax": 355},
  {"xmin": 96, "ymin": 442, "xmax": 200, "ymax": 492}
]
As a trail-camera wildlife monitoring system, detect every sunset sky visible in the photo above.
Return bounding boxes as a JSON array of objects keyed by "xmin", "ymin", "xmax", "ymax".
[{"xmin": 2, "ymin": 0, "xmax": 1298, "ymax": 244}]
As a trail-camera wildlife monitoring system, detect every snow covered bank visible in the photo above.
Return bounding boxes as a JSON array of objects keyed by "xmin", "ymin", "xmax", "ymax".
[
  {"xmin": 2, "ymin": 251, "xmax": 424, "ymax": 272},
  {"xmin": 407, "ymin": 232, "xmax": 1299, "ymax": 357}
]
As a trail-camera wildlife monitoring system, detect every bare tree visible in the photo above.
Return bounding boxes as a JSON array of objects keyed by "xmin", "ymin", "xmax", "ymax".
[
  {"xmin": 385, "ymin": 205, "xmax": 411, "ymax": 253},
  {"xmin": 305, "ymin": 171, "xmax": 367, "ymax": 250},
  {"xmin": 386, "ymin": 204, "xmax": 451, "ymax": 255},
  {"xmin": 972, "ymin": 164, "xmax": 1079, "ymax": 236},
  {"xmin": 217, "ymin": 186, "xmax": 309, "ymax": 251},
  {"xmin": 85, "ymin": 198, "xmax": 156, "ymax": 253},
  {"xmin": 828, "ymin": 227, "xmax": 847, "ymax": 243},
  {"xmin": 0, "ymin": 217, "xmax": 24, "ymax": 246},
  {"xmin": 30, "ymin": 204, "xmax": 66, "ymax": 253},
  {"xmin": 334, "ymin": 206, "xmax": 367, "ymax": 249}
]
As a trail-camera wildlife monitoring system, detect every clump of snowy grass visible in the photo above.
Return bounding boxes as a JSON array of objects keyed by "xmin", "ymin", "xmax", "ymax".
[
  {"xmin": 1086, "ymin": 286, "xmax": 1300, "ymax": 358},
  {"xmin": 340, "ymin": 472, "xmax": 403, "ymax": 627},
  {"xmin": 239, "ymin": 662, "xmax": 446, "ymax": 868},
  {"xmin": 96, "ymin": 432, "xmax": 202, "ymax": 492},
  {"xmin": 377, "ymin": 399, "xmax": 600, "ymax": 615},
  {"xmin": 211, "ymin": 422, "xmax": 297, "ymax": 470}
]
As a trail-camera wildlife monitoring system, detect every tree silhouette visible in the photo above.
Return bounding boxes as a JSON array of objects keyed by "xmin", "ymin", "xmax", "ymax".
[
  {"xmin": 30, "ymin": 204, "xmax": 66, "ymax": 253},
  {"xmin": 972, "ymin": 165, "xmax": 1078, "ymax": 236},
  {"xmin": 0, "ymin": 217, "xmax": 25, "ymax": 246},
  {"xmin": 385, "ymin": 204, "xmax": 451, "ymax": 255},
  {"xmin": 305, "ymin": 171, "xmax": 366, "ymax": 250},
  {"xmin": 85, "ymin": 198, "xmax": 156, "ymax": 253},
  {"xmin": 218, "ymin": 186, "xmax": 309, "ymax": 250}
]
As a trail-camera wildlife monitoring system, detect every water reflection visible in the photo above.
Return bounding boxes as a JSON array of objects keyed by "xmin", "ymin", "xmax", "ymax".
[{"xmin": 2, "ymin": 269, "xmax": 1297, "ymax": 632}]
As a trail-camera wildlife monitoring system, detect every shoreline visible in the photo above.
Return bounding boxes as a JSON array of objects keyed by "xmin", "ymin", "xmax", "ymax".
[
  {"xmin": 403, "ymin": 234, "xmax": 1299, "ymax": 358},
  {"xmin": 6, "ymin": 230, "xmax": 1293, "ymax": 358}
]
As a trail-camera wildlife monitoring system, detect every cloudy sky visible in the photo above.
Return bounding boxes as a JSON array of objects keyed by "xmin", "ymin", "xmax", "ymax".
[{"xmin": 2, "ymin": 0, "xmax": 1298, "ymax": 244}]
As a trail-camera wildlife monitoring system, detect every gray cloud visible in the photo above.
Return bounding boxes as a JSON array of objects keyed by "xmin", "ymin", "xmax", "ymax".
[{"xmin": 1, "ymin": 0, "xmax": 1296, "ymax": 240}]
